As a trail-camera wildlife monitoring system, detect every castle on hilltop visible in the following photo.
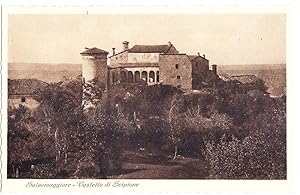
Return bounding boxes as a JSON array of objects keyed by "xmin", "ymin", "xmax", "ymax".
[{"xmin": 80, "ymin": 41, "xmax": 217, "ymax": 91}]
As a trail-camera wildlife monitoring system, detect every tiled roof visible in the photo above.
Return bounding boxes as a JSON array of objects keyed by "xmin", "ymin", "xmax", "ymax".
[
  {"xmin": 8, "ymin": 79, "xmax": 48, "ymax": 95},
  {"xmin": 232, "ymin": 75, "xmax": 259, "ymax": 84},
  {"xmin": 128, "ymin": 44, "xmax": 171, "ymax": 53},
  {"xmin": 80, "ymin": 47, "xmax": 109, "ymax": 55},
  {"xmin": 108, "ymin": 63, "xmax": 159, "ymax": 69},
  {"xmin": 218, "ymin": 73, "xmax": 235, "ymax": 82},
  {"xmin": 188, "ymin": 54, "xmax": 208, "ymax": 61},
  {"xmin": 219, "ymin": 74, "xmax": 259, "ymax": 84}
]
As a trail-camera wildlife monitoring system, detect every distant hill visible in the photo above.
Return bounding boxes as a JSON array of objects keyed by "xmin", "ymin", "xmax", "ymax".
[
  {"xmin": 218, "ymin": 64, "xmax": 286, "ymax": 96},
  {"xmin": 8, "ymin": 63, "xmax": 286, "ymax": 96},
  {"xmin": 8, "ymin": 63, "xmax": 81, "ymax": 83},
  {"xmin": 218, "ymin": 64, "xmax": 285, "ymax": 71}
]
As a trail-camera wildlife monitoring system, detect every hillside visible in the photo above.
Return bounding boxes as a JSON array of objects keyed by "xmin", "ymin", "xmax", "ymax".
[
  {"xmin": 8, "ymin": 63, "xmax": 81, "ymax": 83},
  {"xmin": 218, "ymin": 64, "xmax": 286, "ymax": 96}
]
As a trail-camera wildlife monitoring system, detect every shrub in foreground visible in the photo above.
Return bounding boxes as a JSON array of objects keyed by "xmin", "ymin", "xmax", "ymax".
[{"xmin": 204, "ymin": 121, "xmax": 286, "ymax": 179}]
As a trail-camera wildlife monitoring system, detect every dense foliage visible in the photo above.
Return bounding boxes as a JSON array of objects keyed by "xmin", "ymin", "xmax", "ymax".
[
  {"xmin": 8, "ymin": 79, "xmax": 122, "ymax": 178},
  {"xmin": 8, "ymin": 76, "xmax": 286, "ymax": 179},
  {"xmin": 106, "ymin": 79, "xmax": 286, "ymax": 179}
]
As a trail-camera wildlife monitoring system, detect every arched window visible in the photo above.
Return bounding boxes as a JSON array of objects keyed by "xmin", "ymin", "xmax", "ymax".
[
  {"xmin": 112, "ymin": 72, "xmax": 117, "ymax": 83},
  {"xmin": 141, "ymin": 71, "xmax": 148, "ymax": 82},
  {"xmin": 120, "ymin": 71, "xmax": 127, "ymax": 83},
  {"xmin": 175, "ymin": 64, "xmax": 179, "ymax": 69},
  {"xmin": 134, "ymin": 71, "xmax": 140, "ymax": 83},
  {"xmin": 128, "ymin": 71, "xmax": 134, "ymax": 83},
  {"xmin": 156, "ymin": 71, "xmax": 159, "ymax": 82},
  {"xmin": 149, "ymin": 71, "xmax": 155, "ymax": 83}
]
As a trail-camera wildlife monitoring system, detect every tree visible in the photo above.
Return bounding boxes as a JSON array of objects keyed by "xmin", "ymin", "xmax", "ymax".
[
  {"xmin": 34, "ymin": 82, "xmax": 84, "ymax": 175},
  {"xmin": 203, "ymin": 96, "xmax": 286, "ymax": 179},
  {"xmin": 78, "ymin": 109, "xmax": 123, "ymax": 178},
  {"xmin": 164, "ymin": 94, "xmax": 187, "ymax": 160},
  {"xmin": 7, "ymin": 105, "xmax": 33, "ymax": 177}
]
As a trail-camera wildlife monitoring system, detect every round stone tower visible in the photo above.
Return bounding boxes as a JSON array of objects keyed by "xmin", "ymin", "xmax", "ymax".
[
  {"xmin": 80, "ymin": 47, "xmax": 109, "ymax": 89},
  {"xmin": 80, "ymin": 47, "xmax": 109, "ymax": 110}
]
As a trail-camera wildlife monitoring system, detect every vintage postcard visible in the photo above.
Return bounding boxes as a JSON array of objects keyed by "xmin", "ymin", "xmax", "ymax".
[{"xmin": 0, "ymin": 5, "xmax": 294, "ymax": 193}]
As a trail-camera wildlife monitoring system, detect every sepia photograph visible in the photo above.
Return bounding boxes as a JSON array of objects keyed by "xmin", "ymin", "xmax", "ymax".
[{"xmin": 5, "ymin": 12, "xmax": 286, "ymax": 181}]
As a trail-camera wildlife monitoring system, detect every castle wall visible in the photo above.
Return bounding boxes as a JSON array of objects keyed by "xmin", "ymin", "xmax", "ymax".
[
  {"xmin": 94, "ymin": 58, "xmax": 109, "ymax": 90},
  {"xmin": 125, "ymin": 67, "xmax": 159, "ymax": 73},
  {"xmin": 109, "ymin": 66, "xmax": 159, "ymax": 85},
  {"xmin": 159, "ymin": 54, "xmax": 193, "ymax": 91},
  {"xmin": 128, "ymin": 53, "xmax": 160, "ymax": 63},
  {"xmin": 192, "ymin": 57, "xmax": 209, "ymax": 75},
  {"xmin": 191, "ymin": 57, "xmax": 209, "ymax": 89},
  {"xmin": 110, "ymin": 51, "xmax": 128, "ymax": 64},
  {"xmin": 82, "ymin": 56, "xmax": 98, "ymax": 82},
  {"xmin": 82, "ymin": 56, "xmax": 108, "ymax": 85}
]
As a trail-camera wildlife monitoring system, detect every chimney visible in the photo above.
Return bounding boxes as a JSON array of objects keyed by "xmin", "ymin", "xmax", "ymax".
[
  {"xmin": 112, "ymin": 48, "xmax": 116, "ymax": 55},
  {"xmin": 122, "ymin": 41, "xmax": 129, "ymax": 51},
  {"xmin": 197, "ymin": 52, "xmax": 200, "ymax": 56},
  {"xmin": 203, "ymin": 54, "xmax": 206, "ymax": 59},
  {"xmin": 212, "ymin": 64, "xmax": 217, "ymax": 75},
  {"xmin": 168, "ymin": 41, "xmax": 172, "ymax": 46}
]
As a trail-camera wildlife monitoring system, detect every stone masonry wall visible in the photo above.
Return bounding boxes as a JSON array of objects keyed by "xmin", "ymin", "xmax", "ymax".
[
  {"xmin": 191, "ymin": 56, "xmax": 209, "ymax": 89},
  {"xmin": 159, "ymin": 54, "xmax": 192, "ymax": 91},
  {"xmin": 192, "ymin": 56, "xmax": 209, "ymax": 75},
  {"xmin": 110, "ymin": 51, "xmax": 128, "ymax": 64},
  {"xmin": 95, "ymin": 58, "xmax": 109, "ymax": 91},
  {"xmin": 128, "ymin": 53, "xmax": 160, "ymax": 63}
]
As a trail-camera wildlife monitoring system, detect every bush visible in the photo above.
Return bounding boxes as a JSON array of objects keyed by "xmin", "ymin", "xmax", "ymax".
[
  {"xmin": 138, "ymin": 118, "xmax": 169, "ymax": 147},
  {"xmin": 74, "ymin": 154, "xmax": 101, "ymax": 178},
  {"xmin": 30, "ymin": 164, "xmax": 57, "ymax": 179},
  {"xmin": 84, "ymin": 110, "xmax": 123, "ymax": 177},
  {"xmin": 204, "ymin": 109, "xmax": 286, "ymax": 179}
]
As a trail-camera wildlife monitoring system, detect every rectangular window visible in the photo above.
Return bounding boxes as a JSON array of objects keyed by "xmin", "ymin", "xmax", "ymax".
[
  {"xmin": 177, "ymin": 76, "xmax": 181, "ymax": 79},
  {"xmin": 175, "ymin": 64, "xmax": 179, "ymax": 69},
  {"xmin": 21, "ymin": 97, "xmax": 26, "ymax": 103}
]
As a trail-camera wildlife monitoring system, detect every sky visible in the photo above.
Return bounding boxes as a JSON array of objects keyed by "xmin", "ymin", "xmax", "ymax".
[{"xmin": 8, "ymin": 14, "xmax": 286, "ymax": 65}]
